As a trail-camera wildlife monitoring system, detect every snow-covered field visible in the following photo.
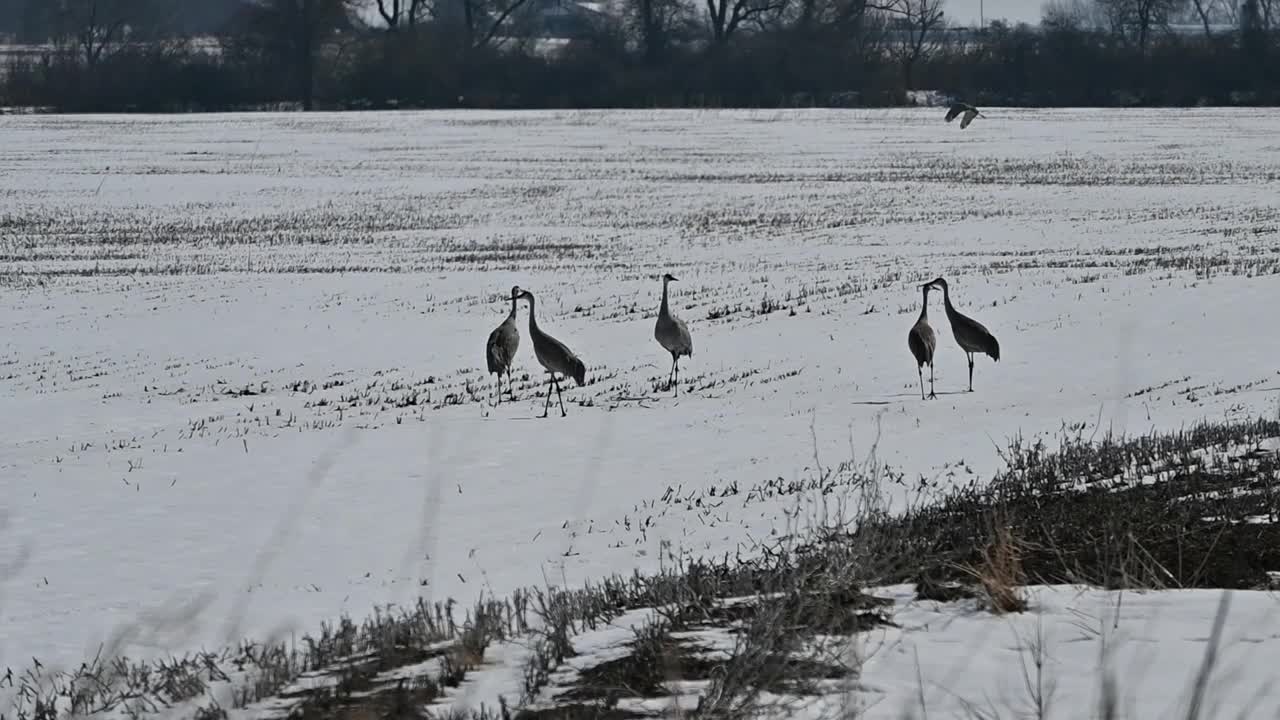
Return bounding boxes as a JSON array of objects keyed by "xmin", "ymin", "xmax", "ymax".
[{"xmin": 1, "ymin": 108, "xmax": 1278, "ymax": 715}]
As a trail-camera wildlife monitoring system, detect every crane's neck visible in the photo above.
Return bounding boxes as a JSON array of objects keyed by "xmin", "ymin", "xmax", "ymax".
[
  {"xmin": 508, "ymin": 295, "xmax": 518, "ymax": 320},
  {"xmin": 660, "ymin": 280, "xmax": 670, "ymax": 313},
  {"xmin": 525, "ymin": 296, "xmax": 539, "ymax": 332},
  {"xmin": 918, "ymin": 287, "xmax": 930, "ymax": 321},
  {"xmin": 939, "ymin": 284, "xmax": 955, "ymax": 312}
]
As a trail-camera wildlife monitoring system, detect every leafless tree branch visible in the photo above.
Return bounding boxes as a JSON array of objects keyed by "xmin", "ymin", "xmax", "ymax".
[
  {"xmin": 705, "ymin": 0, "xmax": 789, "ymax": 45},
  {"xmin": 883, "ymin": 0, "xmax": 945, "ymax": 88}
]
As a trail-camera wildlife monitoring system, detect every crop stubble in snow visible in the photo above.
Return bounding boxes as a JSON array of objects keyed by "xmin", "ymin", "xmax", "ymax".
[{"xmin": 0, "ymin": 108, "xmax": 1278, "ymax": 685}]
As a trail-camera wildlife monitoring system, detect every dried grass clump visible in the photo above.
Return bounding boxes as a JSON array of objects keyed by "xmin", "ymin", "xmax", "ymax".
[{"xmin": 967, "ymin": 524, "xmax": 1029, "ymax": 614}]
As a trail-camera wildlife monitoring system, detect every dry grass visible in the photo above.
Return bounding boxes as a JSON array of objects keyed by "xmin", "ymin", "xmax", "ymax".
[
  {"xmin": 963, "ymin": 524, "xmax": 1029, "ymax": 614},
  {"xmin": 5, "ymin": 416, "xmax": 1279, "ymax": 720}
]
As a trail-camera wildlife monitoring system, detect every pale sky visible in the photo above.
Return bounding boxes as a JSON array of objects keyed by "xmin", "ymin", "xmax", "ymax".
[{"xmin": 946, "ymin": 0, "xmax": 1044, "ymax": 27}]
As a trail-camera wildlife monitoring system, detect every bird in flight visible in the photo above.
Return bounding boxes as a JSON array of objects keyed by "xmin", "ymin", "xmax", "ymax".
[{"xmin": 945, "ymin": 102, "xmax": 984, "ymax": 129}]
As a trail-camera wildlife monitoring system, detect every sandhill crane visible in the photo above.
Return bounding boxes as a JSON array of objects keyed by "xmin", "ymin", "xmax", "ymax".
[
  {"xmin": 944, "ymin": 102, "xmax": 984, "ymax": 129},
  {"xmin": 907, "ymin": 282, "xmax": 938, "ymax": 400},
  {"xmin": 485, "ymin": 286, "xmax": 522, "ymax": 405},
  {"xmin": 654, "ymin": 273, "xmax": 693, "ymax": 396},
  {"xmin": 516, "ymin": 289, "xmax": 586, "ymax": 418},
  {"xmin": 927, "ymin": 277, "xmax": 1000, "ymax": 392}
]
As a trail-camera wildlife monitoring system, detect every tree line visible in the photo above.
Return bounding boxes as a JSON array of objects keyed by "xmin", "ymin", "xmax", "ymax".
[{"xmin": 0, "ymin": 0, "xmax": 1277, "ymax": 112}]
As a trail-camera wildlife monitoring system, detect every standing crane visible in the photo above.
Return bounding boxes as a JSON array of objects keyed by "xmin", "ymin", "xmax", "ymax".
[
  {"xmin": 907, "ymin": 282, "xmax": 938, "ymax": 400},
  {"xmin": 927, "ymin": 277, "xmax": 1000, "ymax": 392},
  {"xmin": 485, "ymin": 286, "xmax": 522, "ymax": 405},
  {"xmin": 516, "ymin": 289, "xmax": 586, "ymax": 418},
  {"xmin": 654, "ymin": 273, "xmax": 693, "ymax": 396},
  {"xmin": 944, "ymin": 102, "xmax": 984, "ymax": 130}
]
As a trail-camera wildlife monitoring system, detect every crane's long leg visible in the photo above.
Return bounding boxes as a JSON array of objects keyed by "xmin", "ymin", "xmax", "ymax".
[
  {"xmin": 494, "ymin": 373, "xmax": 502, "ymax": 406},
  {"xmin": 918, "ymin": 366, "xmax": 925, "ymax": 401},
  {"xmin": 552, "ymin": 375, "xmax": 567, "ymax": 417},
  {"xmin": 929, "ymin": 361, "xmax": 936, "ymax": 400},
  {"xmin": 673, "ymin": 355, "xmax": 680, "ymax": 396},
  {"xmin": 541, "ymin": 374, "xmax": 554, "ymax": 418},
  {"xmin": 506, "ymin": 368, "xmax": 517, "ymax": 399},
  {"xmin": 967, "ymin": 353, "xmax": 975, "ymax": 392}
]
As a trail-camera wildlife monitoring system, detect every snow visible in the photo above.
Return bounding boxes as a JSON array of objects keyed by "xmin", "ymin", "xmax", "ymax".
[
  {"xmin": 454, "ymin": 585, "xmax": 1280, "ymax": 719},
  {"xmin": 425, "ymin": 640, "xmax": 532, "ymax": 717},
  {"xmin": 1, "ymin": 108, "xmax": 1278, "ymax": 715},
  {"xmin": 853, "ymin": 585, "xmax": 1280, "ymax": 719}
]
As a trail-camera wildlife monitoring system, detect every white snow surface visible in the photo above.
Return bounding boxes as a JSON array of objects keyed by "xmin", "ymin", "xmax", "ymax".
[
  {"xmin": 503, "ymin": 586, "xmax": 1280, "ymax": 719},
  {"xmin": 855, "ymin": 585, "xmax": 1280, "ymax": 719},
  {"xmin": 1, "ymin": 108, "xmax": 1279, "ymax": 714}
]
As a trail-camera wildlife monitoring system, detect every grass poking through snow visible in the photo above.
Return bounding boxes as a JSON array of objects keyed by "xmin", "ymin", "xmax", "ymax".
[{"xmin": 4, "ymin": 416, "xmax": 1278, "ymax": 720}]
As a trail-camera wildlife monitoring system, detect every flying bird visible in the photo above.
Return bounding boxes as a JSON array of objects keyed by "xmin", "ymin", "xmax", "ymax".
[
  {"xmin": 907, "ymin": 282, "xmax": 938, "ymax": 400},
  {"xmin": 517, "ymin": 289, "xmax": 586, "ymax": 418},
  {"xmin": 485, "ymin": 286, "xmax": 522, "ymax": 405},
  {"xmin": 654, "ymin": 273, "xmax": 693, "ymax": 396},
  {"xmin": 944, "ymin": 102, "xmax": 984, "ymax": 129},
  {"xmin": 927, "ymin": 277, "xmax": 1000, "ymax": 392}
]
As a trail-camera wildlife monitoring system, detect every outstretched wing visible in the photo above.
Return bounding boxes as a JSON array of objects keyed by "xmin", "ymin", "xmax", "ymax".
[
  {"xmin": 944, "ymin": 103, "xmax": 964, "ymax": 122},
  {"xmin": 960, "ymin": 108, "xmax": 977, "ymax": 129}
]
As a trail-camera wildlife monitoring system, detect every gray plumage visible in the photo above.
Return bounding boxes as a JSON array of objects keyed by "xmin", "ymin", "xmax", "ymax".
[
  {"xmin": 485, "ymin": 286, "xmax": 522, "ymax": 405},
  {"xmin": 907, "ymin": 282, "xmax": 937, "ymax": 400},
  {"xmin": 654, "ymin": 273, "xmax": 693, "ymax": 395},
  {"xmin": 517, "ymin": 289, "xmax": 586, "ymax": 417},
  {"xmin": 944, "ymin": 102, "xmax": 983, "ymax": 129},
  {"xmin": 927, "ymin": 277, "xmax": 1000, "ymax": 392}
]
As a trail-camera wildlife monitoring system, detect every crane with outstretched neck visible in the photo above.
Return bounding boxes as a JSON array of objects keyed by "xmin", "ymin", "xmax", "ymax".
[
  {"xmin": 654, "ymin": 273, "xmax": 693, "ymax": 396},
  {"xmin": 517, "ymin": 289, "xmax": 586, "ymax": 417},
  {"xmin": 927, "ymin": 277, "xmax": 1000, "ymax": 392}
]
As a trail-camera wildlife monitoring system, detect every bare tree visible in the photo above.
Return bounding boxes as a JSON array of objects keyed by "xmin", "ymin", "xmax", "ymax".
[
  {"xmin": 1239, "ymin": 0, "xmax": 1275, "ymax": 28},
  {"xmin": 884, "ymin": 0, "xmax": 945, "ymax": 89},
  {"xmin": 1218, "ymin": 0, "xmax": 1239, "ymax": 24},
  {"xmin": 786, "ymin": 0, "xmax": 889, "ymax": 34},
  {"xmin": 1095, "ymin": 0, "xmax": 1179, "ymax": 54},
  {"xmin": 376, "ymin": 0, "xmax": 430, "ymax": 27},
  {"xmin": 1259, "ymin": 0, "xmax": 1275, "ymax": 27},
  {"xmin": 1188, "ymin": 0, "xmax": 1214, "ymax": 35},
  {"xmin": 774, "ymin": 0, "xmax": 891, "ymax": 80},
  {"xmin": 1041, "ymin": 0, "xmax": 1107, "ymax": 29},
  {"xmin": 49, "ymin": 0, "xmax": 160, "ymax": 67},
  {"xmin": 1202, "ymin": 0, "xmax": 1275, "ymax": 27},
  {"xmin": 1184, "ymin": 0, "xmax": 1240, "ymax": 36},
  {"xmin": 426, "ymin": 0, "xmax": 533, "ymax": 48},
  {"xmin": 235, "ymin": 0, "xmax": 355, "ymax": 109},
  {"xmin": 703, "ymin": 0, "xmax": 788, "ymax": 46},
  {"xmin": 624, "ymin": 0, "xmax": 690, "ymax": 63}
]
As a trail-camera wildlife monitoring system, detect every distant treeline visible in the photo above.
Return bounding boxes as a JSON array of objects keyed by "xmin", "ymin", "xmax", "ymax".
[{"xmin": 1, "ymin": 0, "xmax": 1278, "ymax": 112}]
